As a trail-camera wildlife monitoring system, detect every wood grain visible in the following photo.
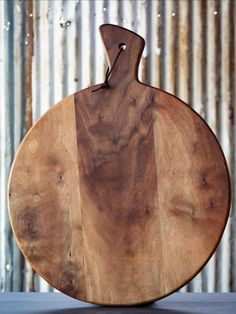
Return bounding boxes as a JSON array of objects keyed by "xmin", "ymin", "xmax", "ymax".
[{"xmin": 8, "ymin": 24, "xmax": 230, "ymax": 305}]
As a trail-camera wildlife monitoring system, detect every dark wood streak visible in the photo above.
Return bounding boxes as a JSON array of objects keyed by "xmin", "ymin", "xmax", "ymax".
[{"xmin": 74, "ymin": 83, "xmax": 157, "ymax": 226}]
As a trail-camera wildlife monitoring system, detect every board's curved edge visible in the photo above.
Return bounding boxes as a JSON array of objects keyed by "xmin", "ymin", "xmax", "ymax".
[{"xmin": 7, "ymin": 81, "xmax": 231, "ymax": 306}]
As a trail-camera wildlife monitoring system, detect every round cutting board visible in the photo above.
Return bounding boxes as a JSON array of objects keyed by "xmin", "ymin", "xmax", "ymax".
[{"xmin": 8, "ymin": 24, "xmax": 230, "ymax": 305}]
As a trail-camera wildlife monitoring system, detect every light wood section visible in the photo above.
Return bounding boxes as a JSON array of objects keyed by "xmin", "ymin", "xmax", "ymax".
[{"xmin": 8, "ymin": 96, "xmax": 86, "ymax": 299}]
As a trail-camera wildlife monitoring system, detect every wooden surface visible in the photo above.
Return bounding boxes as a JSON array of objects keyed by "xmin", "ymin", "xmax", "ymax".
[
  {"xmin": 1, "ymin": 293, "xmax": 236, "ymax": 314},
  {"xmin": 8, "ymin": 24, "xmax": 230, "ymax": 305}
]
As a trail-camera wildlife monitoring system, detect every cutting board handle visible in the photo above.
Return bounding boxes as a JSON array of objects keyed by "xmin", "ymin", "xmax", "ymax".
[{"xmin": 99, "ymin": 24, "xmax": 145, "ymax": 83}]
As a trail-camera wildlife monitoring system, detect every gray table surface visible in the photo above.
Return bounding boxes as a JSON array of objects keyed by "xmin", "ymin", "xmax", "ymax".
[{"xmin": 0, "ymin": 293, "xmax": 235, "ymax": 314}]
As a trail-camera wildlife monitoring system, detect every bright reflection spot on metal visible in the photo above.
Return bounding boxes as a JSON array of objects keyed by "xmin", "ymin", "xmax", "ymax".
[{"xmin": 59, "ymin": 17, "xmax": 72, "ymax": 28}]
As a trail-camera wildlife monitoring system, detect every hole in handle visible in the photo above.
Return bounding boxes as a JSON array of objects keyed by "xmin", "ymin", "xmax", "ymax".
[
  {"xmin": 119, "ymin": 42, "xmax": 126, "ymax": 50},
  {"xmin": 92, "ymin": 42, "xmax": 126, "ymax": 92}
]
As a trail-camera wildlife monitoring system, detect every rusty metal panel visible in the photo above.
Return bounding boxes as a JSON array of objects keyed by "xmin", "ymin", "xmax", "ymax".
[{"xmin": 0, "ymin": 0, "xmax": 235, "ymax": 293}]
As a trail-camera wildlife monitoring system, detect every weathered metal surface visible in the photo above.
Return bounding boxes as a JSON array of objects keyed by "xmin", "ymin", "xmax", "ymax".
[{"xmin": 0, "ymin": 0, "xmax": 235, "ymax": 293}]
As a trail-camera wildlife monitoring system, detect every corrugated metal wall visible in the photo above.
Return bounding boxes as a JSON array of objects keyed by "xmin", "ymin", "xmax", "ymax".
[{"xmin": 0, "ymin": 0, "xmax": 235, "ymax": 293}]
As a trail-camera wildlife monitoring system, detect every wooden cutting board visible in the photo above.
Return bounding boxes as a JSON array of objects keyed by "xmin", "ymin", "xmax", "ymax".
[{"xmin": 8, "ymin": 24, "xmax": 230, "ymax": 305}]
